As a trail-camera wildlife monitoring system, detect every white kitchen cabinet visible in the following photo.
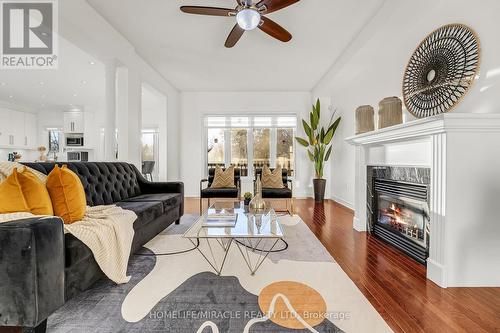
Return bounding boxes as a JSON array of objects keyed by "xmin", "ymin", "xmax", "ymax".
[
  {"xmin": 24, "ymin": 113, "xmax": 38, "ymax": 148},
  {"xmin": 0, "ymin": 108, "xmax": 10, "ymax": 146},
  {"xmin": 0, "ymin": 109, "xmax": 38, "ymax": 149},
  {"xmin": 10, "ymin": 111, "xmax": 25, "ymax": 147},
  {"xmin": 64, "ymin": 112, "xmax": 84, "ymax": 133}
]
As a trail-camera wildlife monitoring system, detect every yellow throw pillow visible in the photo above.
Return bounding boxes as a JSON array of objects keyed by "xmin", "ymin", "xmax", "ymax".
[
  {"xmin": 46, "ymin": 165, "xmax": 86, "ymax": 224},
  {"xmin": 0, "ymin": 161, "xmax": 47, "ymax": 184},
  {"xmin": 17, "ymin": 169, "xmax": 54, "ymax": 216},
  {"xmin": 0, "ymin": 169, "xmax": 29, "ymax": 214},
  {"xmin": 210, "ymin": 165, "xmax": 236, "ymax": 189},
  {"xmin": 261, "ymin": 165, "xmax": 284, "ymax": 189}
]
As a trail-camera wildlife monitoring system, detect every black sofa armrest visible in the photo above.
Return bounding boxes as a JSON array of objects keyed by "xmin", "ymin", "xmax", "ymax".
[
  {"xmin": 0, "ymin": 217, "xmax": 65, "ymax": 328},
  {"xmin": 138, "ymin": 179, "xmax": 185, "ymax": 216}
]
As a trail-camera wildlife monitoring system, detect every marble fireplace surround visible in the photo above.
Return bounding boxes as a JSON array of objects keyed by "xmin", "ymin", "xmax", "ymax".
[{"xmin": 346, "ymin": 113, "xmax": 500, "ymax": 288}]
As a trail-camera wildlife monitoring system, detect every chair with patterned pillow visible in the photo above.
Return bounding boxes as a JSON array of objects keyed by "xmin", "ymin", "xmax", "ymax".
[
  {"xmin": 200, "ymin": 166, "xmax": 241, "ymax": 214},
  {"xmin": 255, "ymin": 166, "xmax": 293, "ymax": 215}
]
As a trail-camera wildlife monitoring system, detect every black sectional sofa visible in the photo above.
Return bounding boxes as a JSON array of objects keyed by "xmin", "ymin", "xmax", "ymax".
[{"xmin": 0, "ymin": 162, "xmax": 184, "ymax": 332}]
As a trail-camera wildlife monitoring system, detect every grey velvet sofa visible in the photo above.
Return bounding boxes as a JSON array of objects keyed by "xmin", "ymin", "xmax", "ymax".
[{"xmin": 0, "ymin": 162, "xmax": 184, "ymax": 332}]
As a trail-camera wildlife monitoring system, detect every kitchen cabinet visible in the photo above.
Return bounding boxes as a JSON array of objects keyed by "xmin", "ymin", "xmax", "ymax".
[
  {"xmin": 10, "ymin": 111, "xmax": 25, "ymax": 147},
  {"xmin": 0, "ymin": 108, "xmax": 10, "ymax": 146},
  {"xmin": 24, "ymin": 113, "xmax": 37, "ymax": 148},
  {"xmin": 64, "ymin": 112, "xmax": 84, "ymax": 133},
  {"xmin": 0, "ymin": 108, "xmax": 38, "ymax": 149}
]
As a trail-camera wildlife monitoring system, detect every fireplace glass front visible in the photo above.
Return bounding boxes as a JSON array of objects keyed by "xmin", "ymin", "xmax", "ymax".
[{"xmin": 377, "ymin": 194, "xmax": 428, "ymax": 248}]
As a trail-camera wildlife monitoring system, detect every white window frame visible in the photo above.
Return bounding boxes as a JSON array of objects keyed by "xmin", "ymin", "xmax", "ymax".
[{"xmin": 203, "ymin": 115, "xmax": 297, "ymax": 180}]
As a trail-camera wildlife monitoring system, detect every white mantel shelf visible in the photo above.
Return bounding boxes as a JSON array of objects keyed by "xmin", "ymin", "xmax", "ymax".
[
  {"xmin": 345, "ymin": 113, "xmax": 500, "ymax": 288},
  {"xmin": 346, "ymin": 113, "xmax": 500, "ymax": 146}
]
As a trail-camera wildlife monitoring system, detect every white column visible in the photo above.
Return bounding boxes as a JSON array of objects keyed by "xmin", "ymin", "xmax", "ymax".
[
  {"xmin": 116, "ymin": 66, "xmax": 142, "ymax": 168},
  {"xmin": 353, "ymin": 145, "xmax": 367, "ymax": 231},
  {"xmin": 127, "ymin": 70, "xmax": 142, "ymax": 169},
  {"xmin": 427, "ymin": 133, "xmax": 447, "ymax": 287},
  {"xmin": 104, "ymin": 59, "xmax": 117, "ymax": 161},
  {"xmin": 116, "ymin": 67, "xmax": 129, "ymax": 161}
]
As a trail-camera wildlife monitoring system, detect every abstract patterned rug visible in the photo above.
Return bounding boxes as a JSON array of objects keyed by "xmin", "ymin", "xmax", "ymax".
[{"xmin": 47, "ymin": 215, "xmax": 392, "ymax": 332}]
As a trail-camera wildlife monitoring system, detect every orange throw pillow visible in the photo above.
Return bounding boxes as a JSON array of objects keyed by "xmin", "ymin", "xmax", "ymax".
[
  {"xmin": 46, "ymin": 165, "xmax": 86, "ymax": 224},
  {"xmin": 17, "ymin": 169, "xmax": 54, "ymax": 215},
  {"xmin": 0, "ymin": 169, "xmax": 29, "ymax": 214}
]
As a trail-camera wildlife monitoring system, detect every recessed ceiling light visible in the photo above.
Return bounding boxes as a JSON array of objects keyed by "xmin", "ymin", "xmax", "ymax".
[
  {"xmin": 39, "ymin": 81, "xmax": 44, "ymax": 85},
  {"xmin": 81, "ymin": 80, "xmax": 87, "ymax": 85},
  {"xmin": 89, "ymin": 61, "xmax": 96, "ymax": 65},
  {"xmin": 73, "ymin": 93, "xmax": 77, "ymax": 97},
  {"xmin": 0, "ymin": 82, "xmax": 6, "ymax": 86},
  {"xmin": 8, "ymin": 95, "xmax": 13, "ymax": 98}
]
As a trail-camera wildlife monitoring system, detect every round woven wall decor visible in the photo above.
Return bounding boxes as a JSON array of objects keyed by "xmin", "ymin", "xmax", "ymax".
[{"xmin": 402, "ymin": 24, "xmax": 480, "ymax": 118}]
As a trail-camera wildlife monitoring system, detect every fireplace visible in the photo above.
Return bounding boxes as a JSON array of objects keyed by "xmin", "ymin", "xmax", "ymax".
[{"xmin": 368, "ymin": 167, "xmax": 430, "ymax": 264}]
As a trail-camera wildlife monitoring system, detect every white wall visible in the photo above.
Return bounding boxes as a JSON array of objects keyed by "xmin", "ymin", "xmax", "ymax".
[
  {"xmin": 142, "ymin": 84, "xmax": 168, "ymax": 181},
  {"xmin": 180, "ymin": 91, "xmax": 313, "ymax": 197},
  {"xmin": 312, "ymin": 0, "xmax": 500, "ymax": 208}
]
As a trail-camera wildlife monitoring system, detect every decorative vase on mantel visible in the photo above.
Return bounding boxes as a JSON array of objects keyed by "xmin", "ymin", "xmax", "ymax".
[{"xmin": 249, "ymin": 175, "xmax": 267, "ymax": 213}]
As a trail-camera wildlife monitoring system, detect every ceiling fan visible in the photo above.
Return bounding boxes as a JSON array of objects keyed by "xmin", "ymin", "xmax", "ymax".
[{"xmin": 180, "ymin": 0, "xmax": 300, "ymax": 48}]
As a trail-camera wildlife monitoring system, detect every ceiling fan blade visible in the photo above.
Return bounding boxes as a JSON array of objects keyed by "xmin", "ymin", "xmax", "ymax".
[
  {"xmin": 180, "ymin": 6, "xmax": 236, "ymax": 17},
  {"xmin": 258, "ymin": 16, "xmax": 292, "ymax": 42},
  {"xmin": 256, "ymin": 0, "xmax": 300, "ymax": 14},
  {"xmin": 225, "ymin": 24, "xmax": 245, "ymax": 48}
]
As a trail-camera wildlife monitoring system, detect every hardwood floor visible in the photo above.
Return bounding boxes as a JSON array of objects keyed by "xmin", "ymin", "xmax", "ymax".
[{"xmin": 186, "ymin": 198, "xmax": 500, "ymax": 333}]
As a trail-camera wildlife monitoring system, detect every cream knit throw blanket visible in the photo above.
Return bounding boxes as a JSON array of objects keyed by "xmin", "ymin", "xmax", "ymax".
[{"xmin": 0, "ymin": 205, "xmax": 136, "ymax": 284}]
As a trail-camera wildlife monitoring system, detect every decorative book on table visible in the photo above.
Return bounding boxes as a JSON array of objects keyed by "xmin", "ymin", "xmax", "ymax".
[{"xmin": 203, "ymin": 206, "xmax": 237, "ymax": 227}]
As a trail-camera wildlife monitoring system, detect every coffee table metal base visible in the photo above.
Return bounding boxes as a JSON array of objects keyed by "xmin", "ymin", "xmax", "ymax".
[
  {"xmin": 234, "ymin": 237, "xmax": 280, "ymax": 275},
  {"xmin": 189, "ymin": 236, "xmax": 281, "ymax": 276}
]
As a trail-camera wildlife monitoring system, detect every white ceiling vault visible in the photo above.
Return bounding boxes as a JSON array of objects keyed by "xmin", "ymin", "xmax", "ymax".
[{"xmin": 86, "ymin": 0, "xmax": 385, "ymax": 92}]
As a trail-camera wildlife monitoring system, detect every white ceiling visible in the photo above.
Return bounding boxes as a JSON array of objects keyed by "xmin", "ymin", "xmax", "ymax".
[
  {"xmin": 0, "ymin": 38, "xmax": 105, "ymax": 113},
  {"xmin": 87, "ymin": 0, "xmax": 384, "ymax": 91}
]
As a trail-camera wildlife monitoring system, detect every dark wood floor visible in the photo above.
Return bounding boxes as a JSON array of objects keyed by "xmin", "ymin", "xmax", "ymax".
[{"xmin": 188, "ymin": 198, "xmax": 500, "ymax": 333}]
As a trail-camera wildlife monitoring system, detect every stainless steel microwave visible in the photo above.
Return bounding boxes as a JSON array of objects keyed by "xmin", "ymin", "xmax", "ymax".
[
  {"xmin": 66, "ymin": 134, "xmax": 84, "ymax": 147},
  {"xmin": 67, "ymin": 151, "xmax": 88, "ymax": 162}
]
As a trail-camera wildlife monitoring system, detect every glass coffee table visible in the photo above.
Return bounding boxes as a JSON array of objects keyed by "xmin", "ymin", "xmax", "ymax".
[{"xmin": 183, "ymin": 202, "xmax": 284, "ymax": 275}]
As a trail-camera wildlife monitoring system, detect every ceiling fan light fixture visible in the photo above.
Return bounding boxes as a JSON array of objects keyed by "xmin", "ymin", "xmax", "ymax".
[{"xmin": 236, "ymin": 8, "xmax": 261, "ymax": 30}]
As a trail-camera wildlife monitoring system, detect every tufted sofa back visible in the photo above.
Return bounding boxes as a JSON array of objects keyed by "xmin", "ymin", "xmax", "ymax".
[{"xmin": 22, "ymin": 162, "xmax": 143, "ymax": 206}]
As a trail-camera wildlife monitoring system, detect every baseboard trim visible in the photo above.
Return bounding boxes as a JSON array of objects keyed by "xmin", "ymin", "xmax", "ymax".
[
  {"xmin": 329, "ymin": 196, "xmax": 354, "ymax": 211},
  {"xmin": 353, "ymin": 216, "xmax": 367, "ymax": 232},
  {"xmin": 427, "ymin": 259, "xmax": 447, "ymax": 288}
]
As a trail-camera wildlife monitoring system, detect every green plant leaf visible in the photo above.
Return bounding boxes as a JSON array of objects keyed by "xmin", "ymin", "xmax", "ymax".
[
  {"xmin": 325, "ymin": 146, "xmax": 333, "ymax": 161},
  {"xmin": 315, "ymin": 98, "xmax": 321, "ymax": 120},
  {"xmin": 295, "ymin": 137, "xmax": 309, "ymax": 147},
  {"xmin": 310, "ymin": 112, "xmax": 318, "ymax": 131},
  {"xmin": 320, "ymin": 127, "xmax": 325, "ymax": 143},
  {"xmin": 307, "ymin": 150, "xmax": 314, "ymax": 162},
  {"xmin": 302, "ymin": 119, "xmax": 311, "ymax": 137},
  {"xmin": 324, "ymin": 117, "xmax": 341, "ymax": 145}
]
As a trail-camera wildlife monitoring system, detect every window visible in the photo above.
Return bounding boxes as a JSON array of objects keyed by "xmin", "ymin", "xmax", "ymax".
[
  {"xmin": 207, "ymin": 128, "xmax": 225, "ymax": 168},
  {"xmin": 276, "ymin": 128, "xmax": 294, "ymax": 174},
  {"xmin": 205, "ymin": 116, "xmax": 296, "ymax": 177},
  {"xmin": 48, "ymin": 130, "xmax": 60, "ymax": 152},
  {"xmin": 141, "ymin": 129, "xmax": 159, "ymax": 181},
  {"xmin": 253, "ymin": 128, "xmax": 270, "ymax": 170},
  {"xmin": 231, "ymin": 128, "xmax": 248, "ymax": 176}
]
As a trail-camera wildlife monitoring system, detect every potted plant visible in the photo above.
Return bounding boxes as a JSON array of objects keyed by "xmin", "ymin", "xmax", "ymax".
[
  {"xmin": 295, "ymin": 99, "xmax": 341, "ymax": 203},
  {"xmin": 243, "ymin": 192, "xmax": 253, "ymax": 206}
]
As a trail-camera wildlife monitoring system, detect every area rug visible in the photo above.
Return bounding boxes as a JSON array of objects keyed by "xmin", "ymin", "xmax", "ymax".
[{"xmin": 47, "ymin": 214, "xmax": 392, "ymax": 333}]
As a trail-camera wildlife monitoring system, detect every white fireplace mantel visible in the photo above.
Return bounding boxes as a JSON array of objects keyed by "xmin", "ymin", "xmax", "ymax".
[{"xmin": 345, "ymin": 113, "xmax": 500, "ymax": 288}]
